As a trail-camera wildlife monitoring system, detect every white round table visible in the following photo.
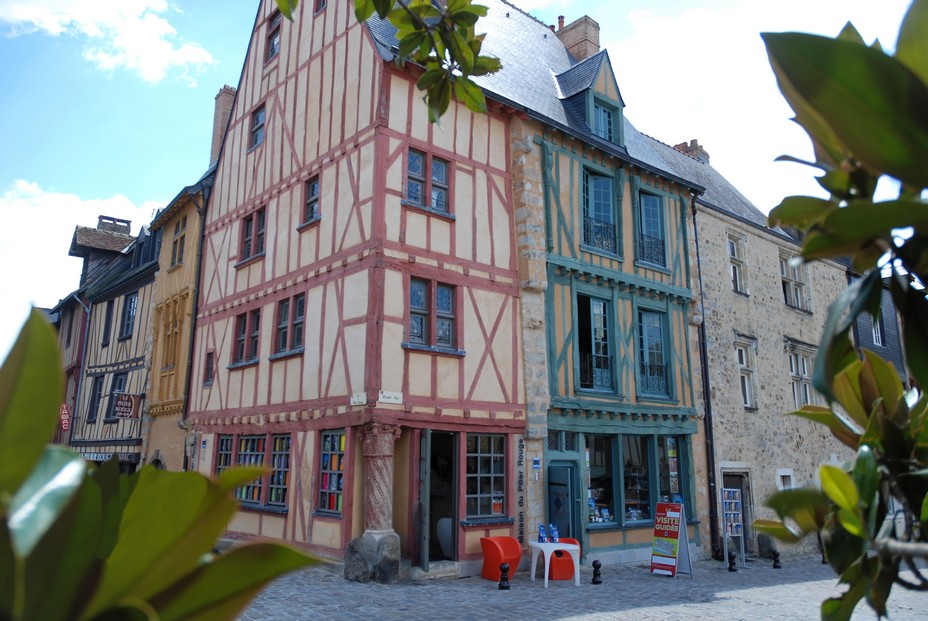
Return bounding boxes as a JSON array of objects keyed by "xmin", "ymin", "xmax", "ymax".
[{"xmin": 527, "ymin": 540, "xmax": 581, "ymax": 587}]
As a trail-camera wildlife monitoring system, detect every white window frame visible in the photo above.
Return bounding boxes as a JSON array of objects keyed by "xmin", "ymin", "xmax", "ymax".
[
  {"xmin": 779, "ymin": 251, "xmax": 809, "ymax": 311},
  {"xmin": 734, "ymin": 334, "xmax": 757, "ymax": 409},
  {"xmin": 728, "ymin": 232, "xmax": 747, "ymax": 294},
  {"xmin": 786, "ymin": 338, "xmax": 817, "ymax": 408}
]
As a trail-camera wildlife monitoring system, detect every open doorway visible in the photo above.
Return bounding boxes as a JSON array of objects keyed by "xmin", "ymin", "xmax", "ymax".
[{"xmin": 419, "ymin": 430, "xmax": 457, "ymax": 570}]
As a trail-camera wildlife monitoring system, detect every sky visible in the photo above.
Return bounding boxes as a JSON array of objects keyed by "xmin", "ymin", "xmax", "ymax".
[{"xmin": 0, "ymin": 0, "xmax": 915, "ymax": 360}]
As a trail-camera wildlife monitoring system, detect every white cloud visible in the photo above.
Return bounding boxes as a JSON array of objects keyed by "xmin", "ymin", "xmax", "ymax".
[
  {"xmin": 0, "ymin": 0, "xmax": 215, "ymax": 85},
  {"xmin": 0, "ymin": 180, "xmax": 161, "ymax": 360}
]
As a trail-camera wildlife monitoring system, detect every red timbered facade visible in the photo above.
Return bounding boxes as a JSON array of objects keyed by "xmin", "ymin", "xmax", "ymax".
[{"xmin": 188, "ymin": 0, "xmax": 523, "ymax": 580}]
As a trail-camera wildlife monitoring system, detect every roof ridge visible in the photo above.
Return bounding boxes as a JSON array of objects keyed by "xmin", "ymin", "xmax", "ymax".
[{"xmin": 639, "ymin": 131, "xmax": 708, "ymax": 164}]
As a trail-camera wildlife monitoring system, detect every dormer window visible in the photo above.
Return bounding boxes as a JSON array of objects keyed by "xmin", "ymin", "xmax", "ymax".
[{"xmin": 593, "ymin": 103, "xmax": 613, "ymax": 141}]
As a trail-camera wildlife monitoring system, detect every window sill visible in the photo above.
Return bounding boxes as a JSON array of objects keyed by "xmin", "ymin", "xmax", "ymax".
[
  {"xmin": 117, "ymin": 334, "xmax": 132, "ymax": 342},
  {"xmin": 576, "ymin": 387, "xmax": 623, "ymax": 399},
  {"xmin": 402, "ymin": 342, "xmax": 465, "ymax": 358},
  {"xmin": 785, "ymin": 303, "xmax": 813, "ymax": 315},
  {"xmin": 636, "ymin": 393, "xmax": 678, "ymax": 405},
  {"xmin": 313, "ymin": 510, "xmax": 342, "ymax": 520},
  {"xmin": 460, "ymin": 516, "xmax": 514, "ymax": 528},
  {"xmin": 167, "ymin": 263, "xmax": 182, "ymax": 273},
  {"xmin": 227, "ymin": 359, "xmax": 259, "ymax": 370},
  {"xmin": 634, "ymin": 260, "xmax": 670, "ymax": 274},
  {"xmin": 102, "ymin": 417, "xmax": 119, "ymax": 424},
  {"xmin": 160, "ymin": 364, "xmax": 176, "ymax": 373},
  {"xmin": 401, "ymin": 200, "xmax": 456, "ymax": 222},
  {"xmin": 247, "ymin": 142, "xmax": 264, "ymax": 154},
  {"xmin": 234, "ymin": 252, "xmax": 266, "ymax": 270},
  {"xmin": 580, "ymin": 244, "xmax": 622, "ymax": 262},
  {"xmin": 733, "ymin": 289, "xmax": 750, "ymax": 298},
  {"xmin": 296, "ymin": 216, "xmax": 321, "ymax": 233},
  {"xmin": 744, "ymin": 406, "xmax": 758, "ymax": 412},
  {"xmin": 238, "ymin": 502, "xmax": 288, "ymax": 515},
  {"xmin": 263, "ymin": 55, "xmax": 280, "ymax": 69},
  {"xmin": 585, "ymin": 521, "xmax": 620, "ymax": 532},
  {"xmin": 269, "ymin": 347, "xmax": 304, "ymax": 361},
  {"xmin": 203, "ymin": 380, "xmax": 214, "ymax": 388}
]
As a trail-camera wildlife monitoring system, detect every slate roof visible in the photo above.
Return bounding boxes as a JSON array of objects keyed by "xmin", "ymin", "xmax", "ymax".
[
  {"xmin": 366, "ymin": 0, "xmax": 783, "ymax": 232},
  {"xmin": 69, "ymin": 226, "xmax": 134, "ymax": 258},
  {"xmin": 150, "ymin": 161, "xmax": 217, "ymax": 231}
]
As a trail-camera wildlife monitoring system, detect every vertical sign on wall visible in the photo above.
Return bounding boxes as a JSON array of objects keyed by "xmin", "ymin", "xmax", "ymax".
[
  {"xmin": 649, "ymin": 502, "xmax": 692, "ymax": 577},
  {"xmin": 516, "ymin": 436, "xmax": 525, "ymax": 543}
]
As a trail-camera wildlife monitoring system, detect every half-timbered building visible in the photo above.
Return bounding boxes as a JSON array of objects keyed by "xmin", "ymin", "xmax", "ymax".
[
  {"xmin": 71, "ymin": 221, "xmax": 160, "ymax": 472},
  {"xmin": 187, "ymin": 0, "xmax": 523, "ymax": 581},
  {"xmin": 49, "ymin": 291, "xmax": 87, "ymax": 446}
]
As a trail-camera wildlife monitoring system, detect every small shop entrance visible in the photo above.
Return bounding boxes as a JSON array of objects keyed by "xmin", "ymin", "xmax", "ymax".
[
  {"xmin": 548, "ymin": 462, "xmax": 581, "ymax": 540},
  {"xmin": 419, "ymin": 430, "xmax": 458, "ymax": 571}
]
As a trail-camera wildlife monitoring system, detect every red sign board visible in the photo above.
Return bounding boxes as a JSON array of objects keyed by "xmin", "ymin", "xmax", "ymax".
[
  {"xmin": 59, "ymin": 403, "xmax": 70, "ymax": 431},
  {"xmin": 650, "ymin": 502, "xmax": 684, "ymax": 576},
  {"xmin": 113, "ymin": 394, "xmax": 139, "ymax": 419}
]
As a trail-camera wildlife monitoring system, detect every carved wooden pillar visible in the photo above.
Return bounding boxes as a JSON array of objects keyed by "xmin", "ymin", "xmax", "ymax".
[{"xmin": 362, "ymin": 422, "xmax": 401, "ymax": 532}]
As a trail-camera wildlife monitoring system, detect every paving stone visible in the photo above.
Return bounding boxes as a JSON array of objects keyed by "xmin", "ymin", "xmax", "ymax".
[{"xmin": 240, "ymin": 555, "xmax": 925, "ymax": 620}]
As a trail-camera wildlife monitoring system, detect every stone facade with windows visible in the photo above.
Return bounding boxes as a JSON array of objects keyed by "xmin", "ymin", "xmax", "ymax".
[{"xmin": 674, "ymin": 139, "xmax": 853, "ymax": 556}]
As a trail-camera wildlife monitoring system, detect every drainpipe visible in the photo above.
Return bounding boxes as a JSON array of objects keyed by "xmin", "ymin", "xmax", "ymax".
[
  {"xmin": 690, "ymin": 194, "xmax": 721, "ymax": 560},
  {"xmin": 180, "ymin": 177, "xmax": 212, "ymax": 471}
]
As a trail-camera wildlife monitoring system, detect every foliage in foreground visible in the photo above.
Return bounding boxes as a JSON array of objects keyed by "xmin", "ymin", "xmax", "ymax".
[
  {"xmin": 755, "ymin": 1, "xmax": 928, "ymax": 619},
  {"xmin": 277, "ymin": 0, "xmax": 502, "ymax": 122},
  {"xmin": 0, "ymin": 311, "xmax": 315, "ymax": 621}
]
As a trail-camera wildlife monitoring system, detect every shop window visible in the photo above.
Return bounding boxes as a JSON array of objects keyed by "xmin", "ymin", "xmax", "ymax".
[
  {"xmin": 577, "ymin": 294, "xmax": 613, "ymax": 391},
  {"xmin": 657, "ymin": 436, "xmax": 684, "ymax": 505},
  {"xmin": 587, "ymin": 434, "xmax": 616, "ymax": 523},
  {"xmin": 466, "ymin": 434, "xmax": 506, "ymax": 517},
  {"xmin": 582, "ymin": 170, "xmax": 617, "ymax": 254},
  {"xmin": 318, "ymin": 429, "xmax": 345, "ymax": 514},
  {"xmin": 215, "ymin": 433, "xmax": 291, "ymax": 510},
  {"xmin": 623, "ymin": 435, "xmax": 650, "ymax": 521}
]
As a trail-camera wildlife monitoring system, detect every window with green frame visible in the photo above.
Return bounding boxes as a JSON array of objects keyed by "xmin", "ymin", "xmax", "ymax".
[
  {"xmin": 577, "ymin": 294, "xmax": 613, "ymax": 391},
  {"xmin": 638, "ymin": 309, "xmax": 668, "ymax": 396},
  {"xmin": 638, "ymin": 192, "xmax": 665, "ymax": 266}
]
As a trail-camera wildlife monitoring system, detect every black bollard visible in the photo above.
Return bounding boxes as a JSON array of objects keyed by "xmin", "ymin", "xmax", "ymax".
[
  {"xmin": 772, "ymin": 550, "xmax": 782, "ymax": 569},
  {"xmin": 498, "ymin": 563, "xmax": 511, "ymax": 590},
  {"xmin": 727, "ymin": 549, "xmax": 737, "ymax": 572},
  {"xmin": 592, "ymin": 560, "xmax": 603, "ymax": 585}
]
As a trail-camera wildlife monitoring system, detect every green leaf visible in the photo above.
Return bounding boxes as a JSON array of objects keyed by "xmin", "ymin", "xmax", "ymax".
[
  {"xmin": 896, "ymin": 0, "xmax": 928, "ymax": 87},
  {"xmin": 453, "ymin": 76, "xmax": 486, "ymax": 114},
  {"xmin": 852, "ymin": 445, "xmax": 879, "ymax": 509},
  {"xmin": 763, "ymin": 32, "xmax": 928, "ymax": 187},
  {"xmin": 417, "ymin": 67, "xmax": 446, "ymax": 92},
  {"xmin": 373, "ymin": 0, "xmax": 393, "ymax": 19},
  {"xmin": 354, "ymin": 0, "xmax": 375, "ymax": 23},
  {"xmin": 752, "ymin": 519, "xmax": 800, "ymax": 543},
  {"xmin": 398, "ymin": 31, "xmax": 427, "ymax": 59},
  {"xmin": 921, "ymin": 492, "xmax": 928, "ymax": 524},
  {"xmin": 275, "ymin": 0, "xmax": 299, "ymax": 21},
  {"xmin": 149, "ymin": 544, "xmax": 315, "ymax": 621},
  {"xmin": 814, "ymin": 269, "xmax": 882, "ymax": 403},
  {"xmin": 444, "ymin": 27, "xmax": 474, "ymax": 74},
  {"xmin": 868, "ymin": 561, "xmax": 898, "ymax": 619},
  {"xmin": 471, "ymin": 55, "xmax": 502, "ymax": 76},
  {"xmin": 832, "ymin": 360, "xmax": 868, "ymax": 429},
  {"xmin": 85, "ymin": 468, "xmax": 241, "ymax": 616},
  {"xmin": 789, "ymin": 405, "xmax": 860, "ymax": 448},
  {"xmin": 821, "ymin": 464, "xmax": 860, "ymax": 511},
  {"xmin": 7, "ymin": 446, "xmax": 88, "ymax": 557},
  {"xmin": 0, "ymin": 520, "xmax": 13, "ymax": 616},
  {"xmin": 768, "ymin": 195, "xmax": 835, "ymax": 229},
  {"xmin": 0, "ymin": 309, "xmax": 64, "ymax": 498},
  {"xmin": 764, "ymin": 488, "xmax": 829, "ymax": 533},
  {"xmin": 836, "ymin": 507, "xmax": 865, "ymax": 536},
  {"xmin": 859, "ymin": 350, "xmax": 903, "ymax": 420}
]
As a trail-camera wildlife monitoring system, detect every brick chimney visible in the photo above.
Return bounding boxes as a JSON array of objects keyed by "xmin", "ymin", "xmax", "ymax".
[
  {"xmin": 674, "ymin": 139, "xmax": 711, "ymax": 164},
  {"xmin": 210, "ymin": 85, "xmax": 236, "ymax": 164},
  {"xmin": 97, "ymin": 215, "xmax": 131, "ymax": 234},
  {"xmin": 556, "ymin": 15, "xmax": 600, "ymax": 61}
]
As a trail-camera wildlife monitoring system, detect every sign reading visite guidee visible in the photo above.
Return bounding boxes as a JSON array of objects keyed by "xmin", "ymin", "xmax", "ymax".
[{"xmin": 649, "ymin": 502, "xmax": 692, "ymax": 578}]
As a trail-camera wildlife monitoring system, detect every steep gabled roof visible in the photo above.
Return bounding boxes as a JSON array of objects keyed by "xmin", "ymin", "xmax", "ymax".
[
  {"xmin": 69, "ymin": 226, "xmax": 134, "ymax": 258},
  {"xmin": 555, "ymin": 50, "xmax": 606, "ymax": 99}
]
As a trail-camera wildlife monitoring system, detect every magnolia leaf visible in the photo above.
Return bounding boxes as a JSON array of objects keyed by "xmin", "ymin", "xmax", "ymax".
[
  {"xmin": 0, "ymin": 309, "xmax": 64, "ymax": 498},
  {"xmin": 852, "ymin": 445, "xmax": 879, "ymax": 508},
  {"xmin": 274, "ymin": 0, "xmax": 298, "ymax": 20},
  {"xmin": 763, "ymin": 32, "xmax": 928, "ymax": 188},
  {"xmin": 832, "ymin": 360, "xmax": 868, "ymax": 428},
  {"xmin": 354, "ymin": 0, "xmax": 375, "ymax": 23},
  {"xmin": 453, "ymin": 76, "xmax": 486, "ymax": 114},
  {"xmin": 821, "ymin": 464, "xmax": 860, "ymax": 511},
  {"xmin": 896, "ymin": 0, "xmax": 928, "ymax": 86},
  {"xmin": 764, "ymin": 488, "xmax": 829, "ymax": 533},
  {"xmin": 768, "ymin": 195, "xmax": 835, "ymax": 229},
  {"xmin": 921, "ymin": 492, "xmax": 928, "ymax": 524},
  {"xmin": 753, "ymin": 518, "xmax": 800, "ymax": 542},
  {"xmin": 814, "ymin": 269, "xmax": 882, "ymax": 403},
  {"xmin": 149, "ymin": 544, "xmax": 315, "ymax": 621},
  {"xmin": 788, "ymin": 405, "xmax": 860, "ymax": 448},
  {"xmin": 7, "ymin": 446, "xmax": 88, "ymax": 558},
  {"xmin": 860, "ymin": 350, "xmax": 903, "ymax": 419},
  {"xmin": 837, "ymin": 507, "xmax": 865, "ymax": 537}
]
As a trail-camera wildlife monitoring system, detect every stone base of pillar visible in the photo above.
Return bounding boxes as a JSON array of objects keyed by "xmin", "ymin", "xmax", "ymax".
[{"xmin": 344, "ymin": 529, "xmax": 400, "ymax": 584}]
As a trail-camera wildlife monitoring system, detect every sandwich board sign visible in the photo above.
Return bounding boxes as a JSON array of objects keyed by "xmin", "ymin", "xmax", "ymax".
[{"xmin": 649, "ymin": 502, "xmax": 692, "ymax": 578}]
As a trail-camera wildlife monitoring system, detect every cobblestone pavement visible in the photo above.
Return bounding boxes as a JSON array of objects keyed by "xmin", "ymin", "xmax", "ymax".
[{"xmin": 240, "ymin": 555, "xmax": 924, "ymax": 620}]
